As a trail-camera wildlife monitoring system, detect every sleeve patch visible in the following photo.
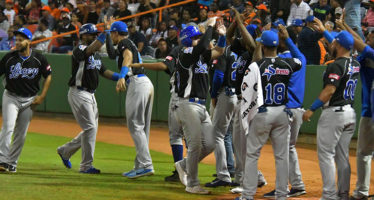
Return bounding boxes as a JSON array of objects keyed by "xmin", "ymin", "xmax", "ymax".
[
  {"xmin": 46, "ymin": 65, "xmax": 51, "ymax": 71},
  {"xmin": 328, "ymin": 73, "xmax": 340, "ymax": 80},
  {"xmin": 166, "ymin": 56, "xmax": 173, "ymax": 61},
  {"xmin": 78, "ymin": 45, "xmax": 87, "ymax": 51},
  {"xmin": 212, "ymin": 59, "xmax": 218, "ymax": 64}
]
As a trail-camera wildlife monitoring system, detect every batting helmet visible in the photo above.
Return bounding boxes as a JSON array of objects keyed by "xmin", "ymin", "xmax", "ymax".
[
  {"xmin": 14, "ymin": 28, "xmax": 32, "ymax": 40},
  {"xmin": 180, "ymin": 26, "xmax": 201, "ymax": 47},
  {"xmin": 110, "ymin": 21, "xmax": 128, "ymax": 33},
  {"xmin": 79, "ymin": 23, "xmax": 98, "ymax": 35}
]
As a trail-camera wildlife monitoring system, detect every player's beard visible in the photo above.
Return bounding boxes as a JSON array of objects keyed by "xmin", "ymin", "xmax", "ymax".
[
  {"xmin": 18, "ymin": 45, "xmax": 27, "ymax": 53},
  {"xmin": 332, "ymin": 48, "xmax": 337, "ymax": 59}
]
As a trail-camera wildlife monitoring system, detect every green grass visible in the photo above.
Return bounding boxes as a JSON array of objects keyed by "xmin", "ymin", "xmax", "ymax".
[{"xmin": 0, "ymin": 133, "xmax": 232, "ymax": 200}]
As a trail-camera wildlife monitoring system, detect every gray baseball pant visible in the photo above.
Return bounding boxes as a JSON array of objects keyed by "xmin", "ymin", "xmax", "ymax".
[
  {"xmin": 58, "ymin": 87, "xmax": 98, "ymax": 171},
  {"xmin": 168, "ymin": 92, "xmax": 183, "ymax": 146},
  {"xmin": 126, "ymin": 75, "xmax": 154, "ymax": 170},
  {"xmin": 0, "ymin": 90, "xmax": 34, "ymax": 167},
  {"xmin": 317, "ymin": 106, "xmax": 356, "ymax": 200},
  {"xmin": 289, "ymin": 108, "xmax": 305, "ymax": 190},
  {"xmin": 242, "ymin": 106, "xmax": 290, "ymax": 200},
  {"xmin": 175, "ymin": 99, "xmax": 215, "ymax": 187},
  {"xmin": 212, "ymin": 91, "xmax": 237, "ymax": 182},
  {"xmin": 352, "ymin": 117, "xmax": 374, "ymax": 199}
]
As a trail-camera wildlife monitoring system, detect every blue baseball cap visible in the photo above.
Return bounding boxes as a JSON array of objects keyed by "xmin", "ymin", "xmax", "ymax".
[
  {"xmin": 14, "ymin": 27, "xmax": 32, "ymax": 40},
  {"xmin": 256, "ymin": 30, "xmax": 279, "ymax": 47},
  {"xmin": 305, "ymin": 15, "xmax": 315, "ymax": 23},
  {"xmin": 110, "ymin": 21, "xmax": 128, "ymax": 33},
  {"xmin": 292, "ymin": 19, "xmax": 303, "ymax": 27},
  {"xmin": 273, "ymin": 18, "xmax": 286, "ymax": 27},
  {"xmin": 246, "ymin": 24, "xmax": 258, "ymax": 38},
  {"xmin": 335, "ymin": 30, "xmax": 354, "ymax": 50}
]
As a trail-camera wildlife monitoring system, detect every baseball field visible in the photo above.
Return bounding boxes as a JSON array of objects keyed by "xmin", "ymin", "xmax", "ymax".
[{"xmin": 0, "ymin": 115, "xmax": 373, "ymax": 200}]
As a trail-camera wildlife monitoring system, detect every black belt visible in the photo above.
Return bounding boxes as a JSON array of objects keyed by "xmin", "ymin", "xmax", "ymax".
[
  {"xmin": 323, "ymin": 105, "xmax": 351, "ymax": 112},
  {"xmin": 77, "ymin": 86, "xmax": 95, "ymax": 93},
  {"xmin": 189, "ymin": 98, "xmax": 206, "ymax": 105},
  {"xmin": 7, "ymin": 90, "xmax": 34, "ymax": 98}
]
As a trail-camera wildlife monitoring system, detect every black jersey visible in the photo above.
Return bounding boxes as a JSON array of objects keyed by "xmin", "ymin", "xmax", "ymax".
[
  {"xmin": 117, "ymin": 38, "xmax": 144, "ymax": 76},
  {"xmin": 257, "ymin": 57, "xmax": 301, "ymax": 106},
  {"xmin": 212, "ymin": 46, "xmax": 239, "ymax": 88},
  {"xmin": 323, "ymin": 57, "xmax": 360, "ymax": 106},
  {"xmin": 163, "ymin": 45, "xmax": 182, "ymax": 76},
  {"xmin": 0, "ymin": 50, "xmax": 51, "ymax": 97},
  {"xmin": 230, "ymin": 39, "xmax": 253, "ymax": 96},
  {"xmin": 69, "ymin": 44, "xmax": 106, "ymax": 91}
]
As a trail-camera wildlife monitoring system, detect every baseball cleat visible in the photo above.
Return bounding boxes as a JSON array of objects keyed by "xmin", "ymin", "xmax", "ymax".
[
  {"xmin": 8, "ymin": 165, "xmax": 16, "ymax": 173},
  {"xmin": 57, "ymin": 150, "xmax": 72, "ymax": 169},
  {"xmin": 0, "ymin": 163, "xmax": 8, "ymax": 172},
  {"xmin": 80, "ymin": 167, "xmax": 100, "ymax": 174},
  {"xmin": 185, "ymin": 185, "xmax": 211, "ymax": 195},
  {"xmin": 165, "ymin": 170, "xmax": 179, "ymax": 182},
  {"xmin": 205, "ymin": 178, "xmax": 231, "ymax": 187},
  {"xmin": 230, "ymin": 187, "xmax": 243, "ymax": 194},
  {"xmin": 263, "ymin": 190, "xmax": 276, "ymax": 198},
  {"xmin": 175, "ymin": 160, "xmax": 187, "ymax": 186},
  {"xmin": 127, "ymin": 168, "xmax": 154, "ymax": 179},
  {"xmin": 234, "ymin": 196, "xmax": 253, "ymax": 200},
  {"xmin": 288, "ymin": 188, "xmax": 306, "ymax": 197},
  {"xmin": 349, "ymin": 196, "xmax": 368, "ymax": 200},
  {"xmin": 122, "ymin": 169, "xmax": 136, "ymax": 177}
]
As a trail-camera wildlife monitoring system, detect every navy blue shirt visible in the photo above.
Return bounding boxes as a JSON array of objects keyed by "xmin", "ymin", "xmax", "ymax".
[
  {"xmin": 357, "ymin": 45, "xmax": 374, "ymax": 117},
  {"xmin": 298, "ymin": 26, "xmax": 323, "ymax": 65}
]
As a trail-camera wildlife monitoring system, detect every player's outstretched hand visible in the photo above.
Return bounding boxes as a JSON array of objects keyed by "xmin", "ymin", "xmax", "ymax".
[
  {"xmin": 313, "ymin": 17, "xmax": 326, "ymax": 33},
  {"xmin": 302, "ymin": 109, "xmax": 314, "ymax": 122},
  {"xmin": 206, "ymin": 17, "xmax": 217, "ymax": 28},
  {"xmin": 129, "ymin": 63, "xmax": 141, "ymax": 68},
  {"xmin": 278, "ymin": 24, "xmax": 289, "ymax": 40},
  {"xmin": 31, "ymin": 96, "xmax": 45, "ymax": 111},
  {"xmin": 116, "ymin": 78, "xmax": 126, "ymax": 93},
  {"xmin": 217, "ymin": 24, "xmax": 226, "ymax": 36},
  {"xmin": 104, "ymin": 16, "xmax": 116, "ymax": 30}
]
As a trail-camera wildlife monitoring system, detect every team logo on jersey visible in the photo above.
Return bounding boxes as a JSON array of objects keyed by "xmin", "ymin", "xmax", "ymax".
[
  {"xmin": 165, "ymin": 56, "xmax": 173, "ymax": 61},
  {"xmin": 235, "ymin": 56, "xmax": 247, "ymax": 72},
  {"xmin": 262, "ymin": 65, "xmax": 290, "ymax": 81},
  {"xmin": 347, "ymin": 65, "xmax": 360, "ymax": 77},
  {"xmin": 86, "ymin": 56, "xmax": 102, "ymax": 70},
  {"xmin": 9, "ymin": 63, "xmax": 39, "ymax": 79},
  {"xmin": 194, "ymin": 60, "xmax": 208, "ymax": 74},
  {"xmin": 328, "ymin": 73, "xmax": 340, "ymax": 81}
]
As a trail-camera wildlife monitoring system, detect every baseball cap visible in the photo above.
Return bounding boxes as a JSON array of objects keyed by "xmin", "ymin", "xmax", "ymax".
[
  {"xmin": 273, "ymin": 18, "xmax": 286, "ymax": 27},
  {"xmin": 256, "ymin": 4, "xmax": 267, "ymax": 11},
  {"xmin": 292, "ymin": 19, "xmax": 303, "ymax": 27},
  {"xmin": 60, "ymin": 7, "xmax": 70, "ymax": 13},
  {"xmin": 5, "ymin": 0, "xmax": 13, "ymax": 4},
  {"xmin": 168, "ymin": 25, "xmax": 178, "ymax": 31},
  {"xmin": 246, "ymin": 24, "xmax": 258, "ymax": 38},
  {"xmin": 110, "ymin": 21, "xmax": 128, "ymax": 33},
  {"xmin": 256, "ymin": 30, "xmax": 279, "ymax": 47},
  {"xmin": 14, "ymin": 28, "xmax": 32, "ymax": 40},
  {"xmin": 335, "ymin": 30, "xmax": 354, "ymax": 50},
  {"xmin": 335, "ymin": 7, "xmax": 343, "ymax": 15},
  {"xmin": 41, "ymin": 5, "xmax": 52, "ymax": 13},
  {"xmin": 305, "ymin": 15, "xmax": 315, "ymax": 23},
  {"xmin": 246, "ymin": 1, "xmax": 253, "ymax": 7}
]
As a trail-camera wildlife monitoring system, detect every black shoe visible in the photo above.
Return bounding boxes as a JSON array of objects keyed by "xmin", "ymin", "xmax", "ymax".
[
  {"xmin": 288, "ymin": 188, "xmax": 306, "ymax": 197},
  {"xmin": 0, "ymin": 163, "xmax": 8, "ymax": 171},
  {"xmin": 164, "ymin": 170, "xmax": 179, "ymax": 182},
  {"xmin": 230, "ymin": 182, "xmax": 240, "ymax": 187},
  {"xmin": 229, "ymin": 171, "xmax": 235, "ymax": 178},
  {"xmin": 8, "ymin": 165, "xmax": 16, "ymax": 173},
  {"xmin": 205, "ymin": 178, "xmax": 231, "ymax": 187},
  {"xmin": 257, "ymin": 180, "xmax": 267, "ymax": 188},
  {"xmin": 212, "ymin": 173, "xmax": 217, "ymax": 177},
  {"xmin": 349, "ymin": 196, "xmax": 368, "ymax": 200},
  {"xmin": 263, "ymin": 190, "xmax": 275, "ymax": 198}
]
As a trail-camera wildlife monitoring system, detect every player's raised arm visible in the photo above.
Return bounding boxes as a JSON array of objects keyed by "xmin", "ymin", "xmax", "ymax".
[
  {"xmin": 129, "ymin": 62, "xmax": 168, "ymax": 71},
  {"xmin": 232, "ymin": 7, "xmax": 256, "ymax": 52},
  {"xmin": 211, "ymin": 23, "xmax": 226, "ymax": 60},
  {"xmin": 105, "ymin": 16, "xmax": 119, "ymax": 59}
]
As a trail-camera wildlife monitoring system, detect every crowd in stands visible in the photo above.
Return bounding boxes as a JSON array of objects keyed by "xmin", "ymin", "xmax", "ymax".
[{"xmin": 0, "ymin": 0, "xmax": 371, "ymax": 64}]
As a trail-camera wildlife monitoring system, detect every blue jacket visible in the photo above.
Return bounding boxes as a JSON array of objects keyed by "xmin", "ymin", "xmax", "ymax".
[{"xmin": 298, "ymin": 26, "xmax": 323, "ymax": 65}]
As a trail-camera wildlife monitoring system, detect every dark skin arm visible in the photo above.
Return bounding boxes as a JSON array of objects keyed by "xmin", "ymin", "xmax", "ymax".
[
  {"xmin": 302, "ymin": 85, "xmax": 336, "ymax": 121},
  {"xmin": 232, "ymin": 7, "xmax": 256, "ymax": 51},
  {"xmin": 31, "ymin": 74, "xmax": 52, "ymax": 110},
  {"xmin": 130, "ymin": 62, "xmax": 168, "ymax": 71}
]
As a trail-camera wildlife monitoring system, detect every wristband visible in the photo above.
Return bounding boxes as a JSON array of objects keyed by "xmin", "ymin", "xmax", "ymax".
[
  {"xmin": 111, "ymin": 72, "xmax": 120, "ymax": 81},
  {"xmin": 97, "ymin": 33, "xmax": 106, "ymax": 44},
  {"xmin": 217, "ymin": 35, "xmax": 226, "ymax": 48},
  {"xmin": 310, "ymin": 98, "xmax": 324, "ymax": 111},
  {"xmin": 119, "ymin": 66, "xmax": 129, "ymax": 78}
]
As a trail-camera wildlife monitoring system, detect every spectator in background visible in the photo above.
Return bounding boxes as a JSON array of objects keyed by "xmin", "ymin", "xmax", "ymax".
[
  {"xmin": 255, "ymin": 4, "xmax": 271, "ymax": 26},
  {"xmin": 287, "ymin": 0, "xmax": 311, "ymax": 26},
  {"xmin": 325, "ymin": 21, "xmax": 340, "ymax": 37},
  {"xmin": 14, "ymin": 15, "xmax": 27, "ymax": 28},
  {"xmin": 0, "ymin": 12, "xmax": 10, "ymax": 32},
  {"xmin": 52, "ymin": 13, "xmax": 78, "ymax": 53},
  {"xmin": 127, "ymin": 0, "xmax": 140, "ymax": 15},
  {"xmin": 181, "ymin": 8, "xmax": 192, "ymax": 25},
  {"xmin": 154, "ymin": 38, "xmax": 171, "ymax": 58},
  {"xmin": 311, "ymin": 0, "xmax": 331, "ymax": 22},
  {"xmin": 25, "ymin": 0, "xmax": 41, "ymax": 24},
  {"xmin": 243, "ymin": 1, "xmax": 256, "ymax": 25},
  {"xmin": 169, "ymin": 8, "xmax": 181, "ymax": 28},
  {"xmin": 128, "ymin": 22, "xmax": 147, "ymax": 55},
  {"xmin": 298, "ymin": 15, "xmax": 323, "ymax": 65},
  {"xmin": 334, "ymin": 7, "xmax": 343, "ymax": 20},
  {"xmin": 98, "ymin": 0, "xmax": 115, "ymax": 23},
  {"xmin": 41, "ymin": 5, "xmax": 55, "ymax": 30},
  {"xmin": 32, "ymin": 18, "xmax": 52, "ymax": 53},
  {"xmin": 291, "ymin": 19, "xmax": 304, "ymax": 35},
  {"xmin": 4, "ymin": 0, "xmax": 15, "ymax": 26},
  {"xmin": 137, "ymin": 0, "xmax": 156, "ymax": 22},
  {"xmin": 270, "ymin": 0, "xmax": 291, "ymax": 22},
  {"xmin": 363, "ymin": 0, "xmax": 374, "ymax": 32},
  {"xmin": 84, "ymin": 0, "xmax": 99, "ymax": 24},
  {"xmin": 139, "ymin": 17, "xmax": 152, "ymax": 42},
  {"xmin": 0, "ymin": 25, "xmax": 15, "ymax": 50},
  {"xmin": 165, "ymin": 25, "xmax": 178, "ymax": 49},
  {"xmin": 50, "ymin": 1, "xmax": 61, "ymax": 20},
  {"xmin": 113, "ymin": 0, "xmax": 132, "ymax": 23},
  {"xmin": 345, "ymin": 0, "xmax": 365, "ymax": 39},
  {"xmin": 149, "ymin": 21, "xmax": 168, "ymax": 47},
  {"xmin": 71, "ymin": 12, "xmax": 82, "ymax": 30},
  {"xmin": 231, "ymin": 0, "xmax": 244, "ymax": 13},
  {"xmin": 196, "ymin": 6, "xmax": 209, "ymax": 24}
]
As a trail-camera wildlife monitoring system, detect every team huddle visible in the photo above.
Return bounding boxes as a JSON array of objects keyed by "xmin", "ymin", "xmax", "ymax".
[{"xmin": 0, "ymin": 7, "xmax": 373, "ymax": 200}]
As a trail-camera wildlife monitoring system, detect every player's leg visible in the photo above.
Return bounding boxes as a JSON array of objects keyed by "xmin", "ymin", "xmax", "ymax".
[
  {"xmin": 270, "ymin": 107, "xmax": 291, "ymax": 200},
  {"xmin": 224, "ymin": 124, "xmax": 235, "ymax": 177},
  {"xmin": 317, "ymin": 109, "xmax": 341, "ymax": 200},
  {"xmin": 7, "ymin": 98, "xmax": 34, "ymax": 171},
  {"xmin": 200, "ymin": 108, "xmax": 215, "ymax": 160},
  {"xmin": 352, "ymin": 117, "xmax": 374, "ymax": 199},
  {"xmin": 335, "ymin": 109, "xmax": 355, "ymax": 199},
  {"xmin": 232, "ymin": 105, "xmax": 246, "ymax": 187},
  {"xmin": 0, "ymin": 91, "xmax": 20, "ymax": 167},
  {"xmin": 288, "ymin": 108, "xmax": 306, "ymax": 194},
  {"xmin": 241, "ymin": 112, "xmax": 271, "ymax": 199}
]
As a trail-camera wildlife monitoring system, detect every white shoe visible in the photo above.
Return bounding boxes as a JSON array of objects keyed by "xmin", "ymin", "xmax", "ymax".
[
  {"xmin": 231, "ymin": 187, "xmax": 243, "ymax": 194},
  {"xmin": 185, "ymin": 185, "xmax": 211, "ymax": 195},
  {"xmin": 175, "ymin": 160, "xmax": 187, "ymax": 186}
]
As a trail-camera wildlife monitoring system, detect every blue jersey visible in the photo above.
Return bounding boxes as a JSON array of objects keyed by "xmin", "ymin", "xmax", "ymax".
[
  {"xmin": 278, "ymin": 38, "xmax": 306, "ymax": 109},
  {"xmin": 357, "ymin": 45, "xmax": 374, "ymax": 118}
]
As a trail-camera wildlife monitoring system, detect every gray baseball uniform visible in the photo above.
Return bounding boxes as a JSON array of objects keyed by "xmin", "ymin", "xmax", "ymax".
[{"xmin": 0, "ymin": 50, "xmax": 52, "ymax": 171}]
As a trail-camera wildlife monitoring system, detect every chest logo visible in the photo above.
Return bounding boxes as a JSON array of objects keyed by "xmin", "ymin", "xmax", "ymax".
[
  {"xmin": 87, "ymin": 56, "xmax": 102, "ymax": 70},
  {"xmin": 262, "ymin": 65, "xmax": 290, "ymax": 81},
  {"xmin": 9, "ymin": 63, "xmax": 39, "ymax": 79},
  {"xmin": 347, "ymin": 64, "xmax": 360, "ymax": 77},
  {"xmin": 195, "ymin": 60, "xmax": 208, "ymax": 74}
]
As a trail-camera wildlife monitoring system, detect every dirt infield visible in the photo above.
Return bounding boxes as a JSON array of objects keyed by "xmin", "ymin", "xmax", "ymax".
[{"xmin": 21, "ymin": 115, "xmax": 374, "ymax": 199}]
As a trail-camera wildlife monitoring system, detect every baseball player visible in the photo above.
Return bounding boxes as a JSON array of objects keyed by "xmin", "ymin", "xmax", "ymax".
[
  {"xmin": 205, "ymin": 8, "xmax": 257, "ymax": 188},
  {"xmin": 129, "ymin": 45, "xmax": 185, "ymax": 182},
  {"xmin": 302, "ymin": 28, "xmax": 359, "ymax": 199},
  {"xmin": 330, "ymin": 19, "xmax": 374, "ymax": 200},
  {"xmin": 57, "ymin": 23, "xmax": 120, "ymax": 174},
  {"xmin": 105, "ymin": 19, "xmax": 155, "ymax": 179},
  {"xmin": 173, "ymin": 18, "xmax": 227, "ymax": 194},
  {"xmin": 227, "ymin": 9, "xmax": 267, "ymax": 194},
  {"xmin": 0, "ymin": 28, "xmax": 52, "ymax": 173},
  {"xmin": 263, "ymin": 24, "xmax": 307, "ymax": 198},
  {"xmin": 237, "ymin": 30, "xmax": 302, "ymax": 200}
]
